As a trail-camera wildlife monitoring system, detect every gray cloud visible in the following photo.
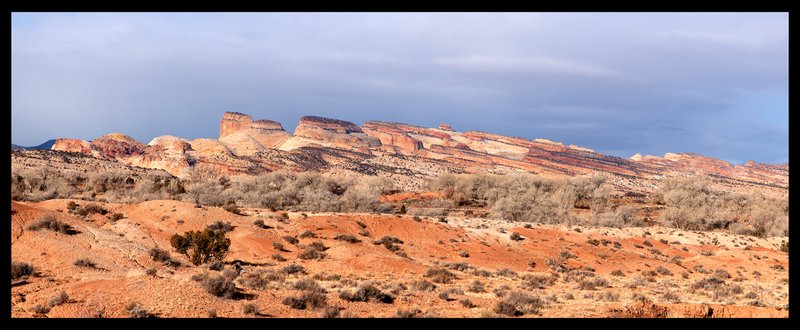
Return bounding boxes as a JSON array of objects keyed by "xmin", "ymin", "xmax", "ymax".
[{"xmin": 11, "ymin": 13, "xmax": 787, "ymax": 164}]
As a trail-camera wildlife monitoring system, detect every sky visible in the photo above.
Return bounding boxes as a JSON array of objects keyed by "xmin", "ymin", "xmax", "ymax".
[{"xmin": 11, "ymin": 13, "xmax": 788, "ymax": 164}]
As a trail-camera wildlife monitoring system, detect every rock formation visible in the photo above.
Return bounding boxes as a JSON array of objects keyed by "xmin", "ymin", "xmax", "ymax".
[
  {"xmin": 44, "ymin": 111, "xmax": 787, "ymax": 195},
  {"xmin": 292, "ymin": 116, "xmax": 381, "ymax": 152}
]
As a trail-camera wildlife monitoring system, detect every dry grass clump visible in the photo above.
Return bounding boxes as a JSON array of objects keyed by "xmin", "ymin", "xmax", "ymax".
[
  {"xmin": 339, "ymin": 284, "xmax": 394, "ymax": 303},
  {"xmin": 494, "ymin": 291, "xmax": 545, "ymax": 316},
  {"xmin": 334, "ymin": 234, "xmax": 361, "ymax": 243},
  {"xmin": 27, "ymin": 215, "xmax": 77, "ymax": 235},
  {"xmin": 11, "ymin": 261, "xmax": 34, "ymax": 280},
  {"xmin": 425, "ymin": 268, "xmax": 457, "ymax": 284}
]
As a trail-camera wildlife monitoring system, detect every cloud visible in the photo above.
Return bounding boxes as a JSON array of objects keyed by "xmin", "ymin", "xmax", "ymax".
[
  {"xmin": 434, "ymin": 55, "xmax": 623, "ymax": 77},
  {"xmin": 11, "ymin": 13, "xmax": 787, "ymax": 164}
]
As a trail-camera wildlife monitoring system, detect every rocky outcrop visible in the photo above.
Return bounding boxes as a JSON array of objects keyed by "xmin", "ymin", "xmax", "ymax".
[
  {"xmin": 293, "ymin": 116, "xmax": 381, "ymax": 152},
  {"xmin": 297, "ymin": 116, "xmax": 362, "ymax": 134},
  {"xmin": 125, "ymin": 136, "xmax": 196, "ymax": 177},
  {"xmin": 220, "ymin": 112, "xmax": 284, "ymax": 138},
  {"xmin": 52, "ymin": 138, "xmax": 95, "ymax": 155},
  {"xmin": 44, "ymin": 111, "xmax": 788, "ymax": 194},
  {"xmin": 90, "ymin": 133, "xmax": 147, "ymax": 160},
  {"xmin": 363, "ymin": 121, "xmax": 423, "ymax": 155},
  {"xmin": 219, "ymin": 112, "xmax": 290, "ymax": 154}
]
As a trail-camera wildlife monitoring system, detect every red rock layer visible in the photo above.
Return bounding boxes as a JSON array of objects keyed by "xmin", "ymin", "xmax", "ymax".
[{"xmin": 46, "ymin": 112, "xmax": 788, "ymax": 193}]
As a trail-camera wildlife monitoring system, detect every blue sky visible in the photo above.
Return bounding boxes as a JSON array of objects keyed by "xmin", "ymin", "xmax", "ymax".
[{"xmin": 11, "ymin": 13, "xmax": 788, "ymax": 164}]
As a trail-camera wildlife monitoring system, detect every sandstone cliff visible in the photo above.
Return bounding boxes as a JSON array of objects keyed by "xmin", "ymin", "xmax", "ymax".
[{"xmin": 45, "ymin": 112, "xmax": 788, "ymax": 195}]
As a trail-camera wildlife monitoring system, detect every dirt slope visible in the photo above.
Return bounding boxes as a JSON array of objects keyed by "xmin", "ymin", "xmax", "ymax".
[{"xmin": 11, "ymin": 200, "xmax": 788, "ymax": 318}]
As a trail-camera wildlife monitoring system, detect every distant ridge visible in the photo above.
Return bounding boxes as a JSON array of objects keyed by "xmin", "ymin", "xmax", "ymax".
[
  {"xmin": 44, "ymin": 112, "xmax": 788, "ymax": 195},
  {"xmin": 11, "ymin": 139, "xmax": 57, "ymax": 151}
]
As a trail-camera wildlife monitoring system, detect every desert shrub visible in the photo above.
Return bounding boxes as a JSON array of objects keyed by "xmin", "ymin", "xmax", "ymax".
[
  {"xmin": 444, "ymin": 262, "xmax": 472, "ymax": 272},
  {"xmin": 76, "ymin": 204, "xmax": 108, "ymax": 216},
  {"xmin": 283, "ymin": 289, "xmax": 327, "ymax": 310},
  {"xmin": 510, "ymin": 232, "xmax": 523, "ymax": 241},
  {"xmin": 545, "ymin": 250, "xmax": 577, "ymax": 273},
  {"xmin": 655, "ymin": 266, "xmax": 673, "ymax": 276},
  {"xmin": 253, "ymin": 220, "xmax": 271, "ymax": 229},
  {"xmin": 467, "ymin": 280, "xmax": 485, "ymax": 293},
  {"xmin": 221, "ymin": 267, "xmax": 240, "ymax": 280},
  {"xmin": 661, "ymin": 292, "xmax": 681, "ymax": 303},
  {"xmin": 73, "ymin": 258, "xmax": 97, "ymax": 268},
  {"xmin": 659, "ymin": 176, "xmax": 787, "ymax": 236},
  {"xmin": 299, "ymin": 246, "xmax": 326, "ymax": 260},
  {"xmin": 779, "ymin": 241, "xmax": 788, "ymax": 253},
  {"xmin": 32, "ymin": 304, "xmax": 50, "ymax": 315},
  {"xmin": 149, "ymin": 247, "xmax": 171, "ymax": 262},
  {"xmin": 425, "ymin": 268, "xmax": 457, "ymax": 284},
  {"xmin": 27, "ymin": 215, "xmax": 76, "ymax": 234},
  {"xmin": 238, "ymin": 270, "xmax": 285, "ymax": 290},
  {"xmin": 438, "ymin": 287, "xmax": 464, "ymax": 301},
  {"xmin": 109, "ymin": 213, "xmax": 125, "ymax": 221},
  {"xmin": 222, "ymin": 201, "xmax": 242, "ymax": 215},
  {"xmin": 395, "ymin": 308, "xmax": 422, "ymax": 318},
  {"xmin": 522, "ymin": 274, "xmax": 557, "ymax": 289},
  {"xmin": 125, "ymin": 302, "xmax": 150, "ymax": 318},
  {"xmin": 48, "ymin": 291, "xmax": 69, "ymax": 308},
  {"xmin": 281, "ymin": 264, "xmax": 307, "ymax": 275},
  {"xmin": 430, "ymin": 173, "xmax": 615, "ymax": 224},
  {"xmin": 11, "ymin": 261, "xmax": 34, "ymax": 280},
  {"xmin": 473, "ymin": 269, "xmax": 493, "ymax": 277},
  {"xmin": 241, "ymin": 303, "xmax": 259, "ymax": 315},
  {"xmin": 148, "ymin": 247, "xmax": 181, "ymax": 267},
  {"xmin": 339, "ymin": 284, "xmax": 394, "ymax": 303},
  {"xmin": 578, "ymin": 277, "xmax": 609, "ymax": 290},
  {"xmin": 191, "ymin": 272, "xmax": 209, "ymax": 282},
  {"xmin": 496, "ymin": 268, "xmax": 518, "ymax": 278},
  {"xmin": 374, "ymin": 236, "xmax": 403, "ymax": 245},
  {"xmin": 334, "ymin": 234, "xmax": 361, "ymax": 243},
  {"xmin": 459, "ymin": 298, "xmax": 476, "ymax": 308},
  {"xmin": 611, "ymin": 270, "xmax": 625, "ymax": 277},
  {"xmin": 312, "ymin": 273, "xmax": 342, "ymax": 282},
  {"xmin": 598, "ymin": 205, "xmax": 643, "ymax": 228},
  {"xmin": 293, "ymin": 279, "xmax": 325, "ymax": 292},
  {"xmin": 299, "ymin": 230, "xmax": 317, "ymax": 238},
  {"xmin": 201, "ymin": 274, "xmax": 237, "ymax": 298},
  {"xmin": 273, "ymin": 242, "xmax": 285, "ymax": 251},
  {"xmin": 411, "ymin": 280, "xmax": 437, "ymax": 292},
  {"xmin": 713, "ymin": 269, "xmax": 731, "ymax": 281},
  {"xmin": 494, "ymin": 291, "xmax": 545, "ymax": 316},
  {"xmin": 235, "ymin": 171, "xmax": 393, "ymax": 213},
  {"xmin": 282, "ymin": 236, "xmax": 299, "ymax": 245},
  {"xmin": 272, "ymin": 254, "xmax": 286, "ymax": 262},
  {"xmin": 596, "ymin": 291, "xmax": 620, "ymax": 302},
  {"xmin": 609, "ymin": 300, "xmax": 668, "ymax": 318},
  {"xmin": 207, "ymin": 221, "xmax": 234, "ymax": 233},
  {"xmin": 321, "ymin": 306, "xmax": 341, "ymax": 318},
  {"xmin": 373, "ymin": 236, "xmax": 403, "ymax": 252},
  {"xmin": 170, "ymin": 229, "xmax": 231, "ymax": 266}
]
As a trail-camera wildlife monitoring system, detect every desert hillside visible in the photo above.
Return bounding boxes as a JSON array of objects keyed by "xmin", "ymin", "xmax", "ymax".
[{"xmin": 11, "ymin": 199, "xmax": 788, "ymax": 318}]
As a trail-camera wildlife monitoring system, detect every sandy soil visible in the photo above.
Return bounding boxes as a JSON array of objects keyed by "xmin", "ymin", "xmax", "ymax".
[{"xmin": 11, "ymin": 199, "xmax": 788, "ymax": 318}]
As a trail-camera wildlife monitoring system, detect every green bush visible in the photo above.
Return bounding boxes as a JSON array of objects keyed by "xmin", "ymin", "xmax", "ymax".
[{"xmin": 170, "ymin": 229, "xmax": 231, "ymax": 266}]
